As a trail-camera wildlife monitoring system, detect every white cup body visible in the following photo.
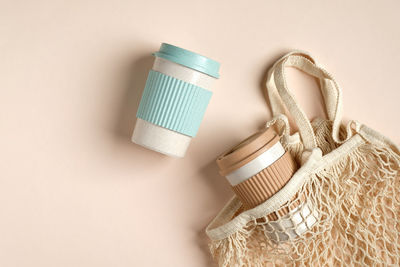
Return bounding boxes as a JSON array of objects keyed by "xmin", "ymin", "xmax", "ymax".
[
  {"xmin": 265, "ymin": 201, "xmax": 319, "ymax": 242},
  {"xmin": 132, "ymin": 57, "xmax": 216, "ymax": 157}
]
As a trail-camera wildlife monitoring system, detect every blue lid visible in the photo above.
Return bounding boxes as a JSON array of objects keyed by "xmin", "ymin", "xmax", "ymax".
[{"xmin": 153, "ymin": 43, "xmax": 220, "ymax": 78}]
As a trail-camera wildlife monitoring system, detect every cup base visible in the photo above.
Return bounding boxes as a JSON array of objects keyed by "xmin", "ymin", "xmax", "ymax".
[
  {"xmin": 265, "ymin": 201, "xmax": 318, "ymax": 242},
  {"xmin": 132, "ymin": 118, "xmax": 191, "ymax": 158}
]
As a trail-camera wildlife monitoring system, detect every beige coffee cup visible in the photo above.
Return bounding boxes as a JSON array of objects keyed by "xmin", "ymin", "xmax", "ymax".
[
  {"xmin": 217, "ymin": 128, "xmax": 298, "ymax": 211},
  {"xmin": 217, "ymin": 127, "xmax": 319, "ymax": 241}
]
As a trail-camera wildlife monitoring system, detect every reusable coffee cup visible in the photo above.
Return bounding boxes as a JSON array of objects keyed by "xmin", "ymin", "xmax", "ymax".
[
  {"xmin": 217, "ymin": 127, "xmax": 318, "ymax": 241},
  {"xmin": 132, "ymin": 43, "xmax": 220, "ymax": 157},
  {"xmin": 217, "ymin": 127, "xmax": 297, "ymax": 209}
]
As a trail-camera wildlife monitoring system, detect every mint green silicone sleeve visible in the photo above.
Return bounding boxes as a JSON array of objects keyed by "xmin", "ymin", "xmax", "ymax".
[{"xmin": 136, "ymin": 70, "xmax": 212, "ymax": 137}]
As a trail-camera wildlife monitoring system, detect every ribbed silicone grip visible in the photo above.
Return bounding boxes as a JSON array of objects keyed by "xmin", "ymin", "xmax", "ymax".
[
  {"xmin": 136, "ymin": 70, "xmax": 212, "ymax": 137},
  {"xmin": 232, "ymin": 152, "xmax": 297, "ymax": 209}
]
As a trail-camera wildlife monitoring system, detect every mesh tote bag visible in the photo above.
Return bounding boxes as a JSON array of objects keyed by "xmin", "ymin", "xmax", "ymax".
[{"xmin": 206, "ymin": 51, "xmax": 400, "ymax": 266}]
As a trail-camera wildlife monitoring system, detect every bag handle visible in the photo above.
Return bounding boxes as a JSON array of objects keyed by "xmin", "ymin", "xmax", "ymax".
[{"xmin": 266, "ymin": 51, "xmax": 346, "ymax": 150}]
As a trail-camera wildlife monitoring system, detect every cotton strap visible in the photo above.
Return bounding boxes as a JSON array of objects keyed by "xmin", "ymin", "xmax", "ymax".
[{"xmin": 266, "ymin": 51, "xmax": 349, "ymax": 150}]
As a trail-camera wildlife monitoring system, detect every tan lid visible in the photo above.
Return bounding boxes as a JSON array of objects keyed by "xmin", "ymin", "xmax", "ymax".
[{"xmin": 216, "ymin": 127, "xmax": 279, "ymax": 176}]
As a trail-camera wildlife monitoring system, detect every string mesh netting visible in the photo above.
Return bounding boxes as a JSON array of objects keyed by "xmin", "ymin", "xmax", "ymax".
[{"xmin": 207, "ymin": 119, "xmax": 400, "ymax": 266}]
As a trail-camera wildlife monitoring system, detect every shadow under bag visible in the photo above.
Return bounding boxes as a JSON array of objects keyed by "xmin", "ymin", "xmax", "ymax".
[{"xmin": 206, "ymin": 51, "xmax": 400, "ymax": 266}]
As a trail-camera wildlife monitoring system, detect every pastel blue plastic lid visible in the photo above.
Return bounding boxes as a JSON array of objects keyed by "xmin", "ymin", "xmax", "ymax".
[{"xmin": 153, "ymin": 43, "xmax": 220, "ymax": 78}]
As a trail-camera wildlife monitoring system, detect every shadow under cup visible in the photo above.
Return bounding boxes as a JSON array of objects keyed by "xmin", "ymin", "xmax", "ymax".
[{"xmin": 132, "ymin": 43, "xmax": 220, "ymax": 157}]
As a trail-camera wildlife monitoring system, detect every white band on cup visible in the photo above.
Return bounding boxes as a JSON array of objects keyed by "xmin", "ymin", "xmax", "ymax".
[
  {"xmin": 226, "ymin": 141, "xmax": 285, "ymax": 186},
  {"xmin": 153, "ymin": 57, "xmax": 215, "ymax": 90}
]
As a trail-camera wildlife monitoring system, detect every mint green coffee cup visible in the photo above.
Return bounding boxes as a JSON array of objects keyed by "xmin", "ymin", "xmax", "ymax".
[{"xmin": 132, "ymin": 43, "xmax": 220, "ymax": 157}]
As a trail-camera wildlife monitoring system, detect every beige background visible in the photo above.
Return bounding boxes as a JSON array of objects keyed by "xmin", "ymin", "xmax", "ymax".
[{"xmin": 1, "ymin": 0, "xmax": 399, "ymax": 266}]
